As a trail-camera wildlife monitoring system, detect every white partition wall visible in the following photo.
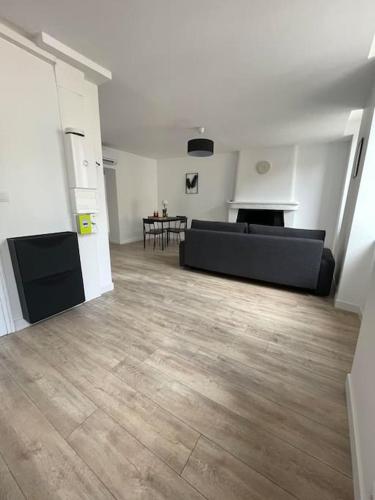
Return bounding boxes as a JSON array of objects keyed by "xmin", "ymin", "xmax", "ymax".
[
  {"xmin": 54, "ymin": 60, "xmax": 111, "ymax": 300},
  {"xmin": 347, "ymin": 259, "xmax": 375, "ymax": 500},
  {"xmin": 0, "ymin": 23, "xmax": 113, "ymax": 332},
  {"xmin": 336, "ymin": 83, "xmax": 375, "ymax": 315}
]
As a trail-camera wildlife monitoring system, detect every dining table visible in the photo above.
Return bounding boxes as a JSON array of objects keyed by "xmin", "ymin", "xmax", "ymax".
[{"xmin": 146, "ymin": 216, "xmax": 181, "ymax": 250}]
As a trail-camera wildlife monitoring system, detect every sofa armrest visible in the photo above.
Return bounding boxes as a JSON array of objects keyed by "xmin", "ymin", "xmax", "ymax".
[
  {"xmin": 316, "ymin": 248, "xmax": 335, "ymax": 296},
  {"xmin": 179, "ymin": 240, "xmax": 185, "ymax": 267}
]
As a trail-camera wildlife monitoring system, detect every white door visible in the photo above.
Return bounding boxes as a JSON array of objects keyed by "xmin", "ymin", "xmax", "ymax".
[
  {"xmin": 104, "ymin": 167, "xmax": 120, "ymax": 243},
  {"xmin": 103, "ymin": 167, "xmax": 111, "ymax": 234}
]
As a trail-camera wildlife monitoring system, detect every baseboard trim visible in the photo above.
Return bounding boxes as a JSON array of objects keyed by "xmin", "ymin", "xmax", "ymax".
[
  {"xmin": 118, "ymin": 237, "xmax": 142, "ymax": 245},
  {"xmin": 335, "ymin": 299, "xmax": 362, "ymax": 318},
  {"xmin": 346, "ymin": 374, "xmax": 365, "ymax": 500},
  {"xmin": 13, "ymin": 317, "xmax": 30, "ymax": 333},
  {"xmin": 101, "ymin": 282, "xmax": 114, "ymax": 294}
]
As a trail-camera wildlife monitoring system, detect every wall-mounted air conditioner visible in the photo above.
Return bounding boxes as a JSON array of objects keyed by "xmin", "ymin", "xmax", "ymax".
[{"xmin": 102, "ymin": 154, "xmax": 118, "ymax": 167}]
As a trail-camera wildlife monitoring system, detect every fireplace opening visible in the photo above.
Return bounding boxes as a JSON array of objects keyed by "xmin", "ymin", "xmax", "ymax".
[{"xmin": 236, "ymin": 209, "xmax": 284, "ymax": 226}]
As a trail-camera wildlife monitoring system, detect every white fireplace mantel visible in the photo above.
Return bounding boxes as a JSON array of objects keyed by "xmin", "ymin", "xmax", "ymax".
[
  {"xmin": 227, "ymin": 201, "xmax": 299, "ymax": 211},
  {"xmin": 227, "ymin": 200, "xmax": 299, "ymax": 225}
]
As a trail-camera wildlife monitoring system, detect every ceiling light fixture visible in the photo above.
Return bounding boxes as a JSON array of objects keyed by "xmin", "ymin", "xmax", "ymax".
[{"xmin": 187, "ymin": 127, "xmax": 214, "ymax": 157}]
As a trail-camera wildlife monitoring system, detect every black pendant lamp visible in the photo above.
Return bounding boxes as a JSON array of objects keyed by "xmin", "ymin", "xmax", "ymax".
[{"xmin": 187, "ymin": 127, "xmax": 214, "ymax": 157}]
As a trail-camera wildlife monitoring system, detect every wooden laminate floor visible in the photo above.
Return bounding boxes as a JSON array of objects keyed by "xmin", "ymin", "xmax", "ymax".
[{"xmin": 0, "ymin": 241, "xmax": 359, "ymax": 500}]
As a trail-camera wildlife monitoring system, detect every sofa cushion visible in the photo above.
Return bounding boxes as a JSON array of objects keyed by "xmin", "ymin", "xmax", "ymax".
[
  {"xmin": 248, "ymin": 224, "xmax": 326, "ymax": 242},
  {"xmin": 191, "ymin": 219, "xmax": 248, "ymax": 233}
]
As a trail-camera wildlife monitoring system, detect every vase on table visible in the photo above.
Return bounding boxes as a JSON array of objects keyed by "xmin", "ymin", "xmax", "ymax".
[{"xmin": 162, "ymin": 200, "xmax": 168, "ymax": 218}]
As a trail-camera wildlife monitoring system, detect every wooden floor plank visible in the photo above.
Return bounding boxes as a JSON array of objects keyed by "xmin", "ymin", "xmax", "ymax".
[
  {"xmin": 0, "ymin": 335, "xmax": 97, "ymax": 439},
  {"xmin": 47, "ymin": 312, "xmax": 157, "ymax": 364},
  {"xmin": 0, "ymin": 451, "xmax": 25, "ymax": 500},
  {"xmin": 85, "ymin": 292, "xmax": 352, "ymax": 384},
  {"xmin": 0, "ymin": 358, "xmax": 10, "ymax": 380},
  {"xmin": 0, "ymin": 377, "xmax": 114, "ymax": 500},
  {"xmin": 0, "ymin": 241, "xmax": 358, "ymax": 499},
  {"xmin": 144, "ymin": 338, "xmax": 348, "ymax": 435},
  {"xmin": 182, "ymin": 436, "xmax": 295, "ymax": 500},
  {"xmin": 144, "ymin": 346, "xmax": 351, "ymax": 476},
  {"xmin": 94, "ymin": 269, "xmax": 355, "ymax": 384},
  {"xmin": 114, "ymin": 358, "xmax": 353, "ymax": 500},
  {"xmin": 69, "ymin": 408, "xmax": 204, "ymax": 499},
  {"xmin": 18, "ymin": 333, "xmax": 199, "ymax": 474}
]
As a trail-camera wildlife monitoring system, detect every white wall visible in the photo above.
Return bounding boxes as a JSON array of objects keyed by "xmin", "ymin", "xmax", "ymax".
[
  {"xmin": 348, "ymin": 258, "xmax": 375, "ymax": 500},
  {"xmin": 157, "ymin": 153, "xmax": 237, "ymax": 224},
  {"xmin": 336, "ymin": 83, "xmax": 375, "ymax": 315},
  {"xmin": 294, "ymin": 140, "xmax": 351, "ymax": 250},
  {"xmin": 232, "ymin": 142, "xmax": 350, "ymax": 249},
  {"xmin": 336, "ymin": 86, "xmax": 375, "ymax": 497},
  {"xmin": 334, "ymin": 113, "xmax": 362, "ymax": 281},
  {"xmin": 335, "ymin": 110, "xmax": 373, "ymax": 290},
  {"xmin": 234, "ymin": 146, "xmax": 296, "ymax": 202},
  {"xmin": 0, "ymin": 37, "xmax": 72, "ymax": 331},
  {"xmin": 82, "ymin": 79, "xmax": 113, "ymax": 295},
  {"xmin": 102, "ymin": 147, "xmax": 158, "ymax": 243},
  {"xmin": 0, "ymin": 27, "xmax": 112, "ymax": 333},
  {"xmin": 156, "ymin": 143, "xmax": 350, "ymax": 246}
]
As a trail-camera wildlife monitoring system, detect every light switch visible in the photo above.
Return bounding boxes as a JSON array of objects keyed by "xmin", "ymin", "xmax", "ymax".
[
  {"xmin": 90, "ymin": 213, "xmax": 98, "ymax": 233},
  {"xmin": 0, "ymin": 192, "xmax": 10, "ymax": 203}
]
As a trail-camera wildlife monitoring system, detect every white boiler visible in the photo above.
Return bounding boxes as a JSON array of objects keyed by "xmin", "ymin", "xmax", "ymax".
[{"xmin": 64, "ymin": 128, "xmax": 97, "ymax": 189}]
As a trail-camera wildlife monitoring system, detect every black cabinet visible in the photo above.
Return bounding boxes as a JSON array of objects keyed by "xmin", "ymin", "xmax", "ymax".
[{"xmin": 7, "ymin": 232, "xmax": 85, "ymax": 324}]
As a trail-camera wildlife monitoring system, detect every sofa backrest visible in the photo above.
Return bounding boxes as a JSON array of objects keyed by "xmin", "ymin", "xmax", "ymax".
[
  {"xmin": 191, "ymin": 219, "xmax": 247, "ymax": 233},
  {"xmin": 184, "ymin": 229, "xmax": 324, "ymax": 290},
  {"xmin": 248, "ymin": 224, "xmax": 326, "ymax": 242}
]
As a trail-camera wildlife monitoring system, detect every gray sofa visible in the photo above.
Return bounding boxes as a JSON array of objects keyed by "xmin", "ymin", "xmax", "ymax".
[{"xmin": 179, "ymin": 220, "xmax": 335, "ymax": 296}]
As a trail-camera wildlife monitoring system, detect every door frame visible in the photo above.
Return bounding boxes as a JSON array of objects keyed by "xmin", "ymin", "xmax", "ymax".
[{"xmin": 0, "ymin": 260, "xmax": 13, "ymax": 336}]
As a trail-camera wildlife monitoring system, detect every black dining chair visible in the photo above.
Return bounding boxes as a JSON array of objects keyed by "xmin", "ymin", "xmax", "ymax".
[
  {"xmin": 143, "ymin": 219, "xmax": 164, "ymax": 250},
  {"xmin": 166, "ymin": 216, "xmax": 188, "ymax": 245}
]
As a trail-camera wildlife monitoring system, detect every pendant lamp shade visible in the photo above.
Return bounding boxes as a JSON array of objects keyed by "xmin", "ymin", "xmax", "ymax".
[{"xmin": 187, "ymin": 138, "xmax": 214, "ymax": 157}]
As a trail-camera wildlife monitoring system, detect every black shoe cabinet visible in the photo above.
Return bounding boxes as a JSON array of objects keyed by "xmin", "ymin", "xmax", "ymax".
[{"xmin": 7, "ymin": 231, "xmax": 85, "ymax": 324}]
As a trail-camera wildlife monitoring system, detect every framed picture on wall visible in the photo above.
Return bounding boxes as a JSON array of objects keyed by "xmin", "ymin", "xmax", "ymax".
[
  {"xmin": 352, "ymin": 137, "xmax": 364, "ymax": 179},
  {"xmin": 185, "ymin": 173, "xmax": 199, "ymax": 194}
]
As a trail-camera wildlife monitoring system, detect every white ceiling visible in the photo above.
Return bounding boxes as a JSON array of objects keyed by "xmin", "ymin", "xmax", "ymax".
[{"xmin": 1, "ymin": 0, "xmax": 375, "ymax": 158}]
